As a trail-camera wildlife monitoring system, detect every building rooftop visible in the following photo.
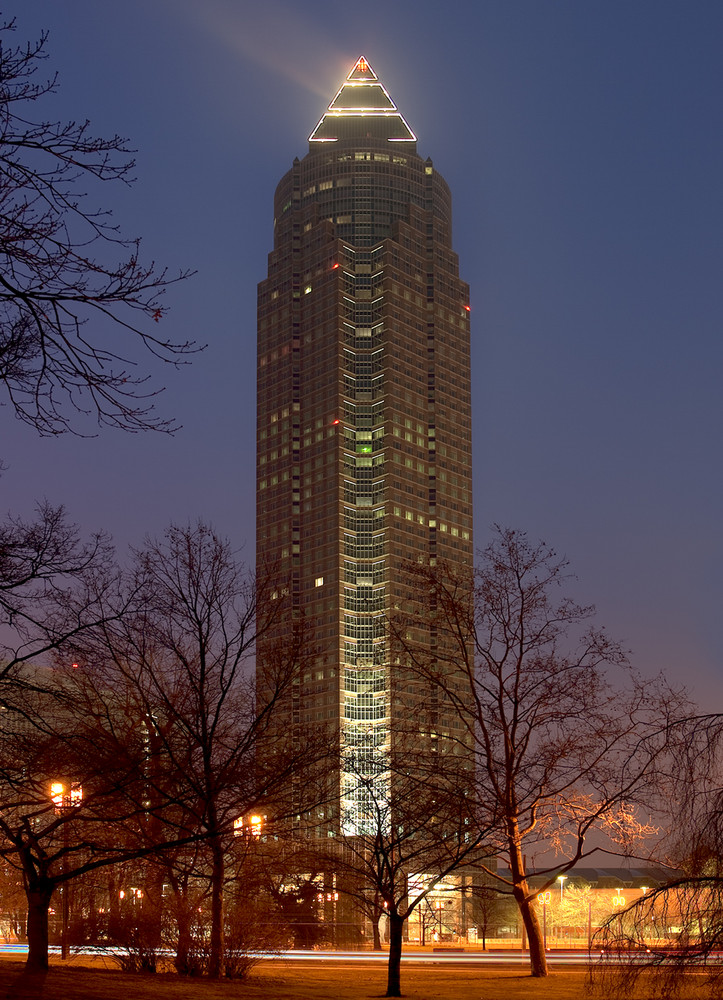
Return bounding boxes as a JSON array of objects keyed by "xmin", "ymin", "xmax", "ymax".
[
  {"xmin": 497, "ymin": 866, "xmax": 676, "ymax": 889},
  {"xmin": 309, "ymin": 56, "xmax": 417, "ymax": 144}
]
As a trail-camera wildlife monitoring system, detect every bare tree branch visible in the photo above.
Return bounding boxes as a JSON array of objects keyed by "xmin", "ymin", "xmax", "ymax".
[
  {"xmin": 0, "ymin": 19, "xmax": 200, "ymax": 436},
  {"xmin": 392, "ymin": 526, "xmax": 686, "ymax": 978}
]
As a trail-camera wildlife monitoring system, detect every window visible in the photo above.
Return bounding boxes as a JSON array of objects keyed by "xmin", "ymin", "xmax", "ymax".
[{"xmin": 315, "ymin": 577, "xmax": 324, "ymax": 587}]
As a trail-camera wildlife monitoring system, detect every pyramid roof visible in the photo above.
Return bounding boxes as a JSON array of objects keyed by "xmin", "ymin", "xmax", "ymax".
[{"xmin": 309, "ymin": 57, "xmax": 416, "ymax": 144}]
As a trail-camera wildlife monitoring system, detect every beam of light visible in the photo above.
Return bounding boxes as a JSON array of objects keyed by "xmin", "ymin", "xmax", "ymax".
[{"xmin": 168, "ymin": 0, "xmax": 358, "ymax": 101}]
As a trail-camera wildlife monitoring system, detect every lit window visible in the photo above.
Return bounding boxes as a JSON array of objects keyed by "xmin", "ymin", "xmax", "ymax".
[{"xmin": 315, "ymin": 577, "xmax": 324, "ymax": 587}]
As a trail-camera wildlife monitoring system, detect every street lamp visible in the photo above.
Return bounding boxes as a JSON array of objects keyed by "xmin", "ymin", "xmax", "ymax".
[
  {"xmin": 558, "ymin": 875, "xmax": 567, "ymax": 903},
  {"xmin": 537, "ymin": 892, "xmax": 551, "ymax": 950},
  {"xmin": 51, "ymin": 781, "xmax": 82, "ymax": 961},
  {"xmin": 233, "ymin": 813, "xmax": 264, "ymax": 838}
]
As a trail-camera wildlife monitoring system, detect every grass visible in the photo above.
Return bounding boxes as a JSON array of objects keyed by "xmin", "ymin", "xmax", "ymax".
[{"xmin": 0, "ymin": 956, "xmax": 711, "ymax": 1000}]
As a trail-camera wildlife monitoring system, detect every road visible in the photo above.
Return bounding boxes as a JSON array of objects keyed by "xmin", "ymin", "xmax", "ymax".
[{"xmin": 0, "ymin": 943, "xmax": 599, "ymax": 965}]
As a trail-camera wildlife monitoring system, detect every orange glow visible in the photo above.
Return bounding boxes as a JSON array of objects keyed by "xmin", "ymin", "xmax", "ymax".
[
  {"xmin": 356, "ymin": 57, "xmax": 368, "ymax": 73},
  {"xmin": 51, "ymin": 781, "xmax": 83, "ymax": 809},
  {"xmin": 235, "ymin": 813, "xmax": 264, "ymax": 837}
]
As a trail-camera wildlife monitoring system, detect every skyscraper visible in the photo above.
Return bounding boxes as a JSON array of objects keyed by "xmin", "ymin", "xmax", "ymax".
[{"xmin": 257, "ymin": 58, "xmax": 472, "ymax": 835}]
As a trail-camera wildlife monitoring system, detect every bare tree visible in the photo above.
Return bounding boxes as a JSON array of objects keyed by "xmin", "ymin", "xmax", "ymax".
[
  {"xmin": 0, "ymin": 18, "xmax": 197, "ymax": 436},
  {"xmin": 395, "ymin": 527, "xmax": 677, "ymax": 977},
  {"xmin": 315, "ymin": 736, "xmax": 490, "ymax": 997},
  {"xmin": 0, "ymin": 504, "xmax": 156, "ymax": 973},
  {"xmin": 469, "ymin": 883, "xmax": 501, "ymax": 950},
  {"xmin": 64, "ymin": 522, "xmax": 323, "ymax": 978},
  {"xmin": 0, "ymin": 521, "xmax": 324, "ymax": 975},
  {"xmin": 0, "ymin": 501, "xmax": 117, "ymax": 680},
  {"xmin": 594, "ymin": 714, "xmax": 723, "ymax": 998},
  {"xmin": 0, "ymin": 670, "xmax": 165, "ymax": 972}
]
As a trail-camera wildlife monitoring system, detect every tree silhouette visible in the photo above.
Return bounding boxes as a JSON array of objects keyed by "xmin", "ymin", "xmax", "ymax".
[{"xmin": 0, "ymin": 19, "xmax": 197, "ymax": 436}]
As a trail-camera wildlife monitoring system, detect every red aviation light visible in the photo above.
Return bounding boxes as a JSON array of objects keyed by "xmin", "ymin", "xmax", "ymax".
[
  {"xmin": 356, "ymin": 57, "xmax": 368, "ymax": 73},
  {"xmin": 331, "ymin": 262, "xmax": 339, "ymax": 269},
  {"xmin": 332, "ymin": 419, "xmax": 340, "ymax": 425},
  {"xmin": 464, "ymin": 305, "xmax": 471, "ymax": 312}
]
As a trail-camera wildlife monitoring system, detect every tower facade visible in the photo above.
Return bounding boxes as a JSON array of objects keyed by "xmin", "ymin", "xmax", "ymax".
[{"xmin": 257, "ymin": 58, "xmax": 472, "ymax": 835}]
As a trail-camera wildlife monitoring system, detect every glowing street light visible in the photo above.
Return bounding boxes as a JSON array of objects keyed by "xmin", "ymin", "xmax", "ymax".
[
  {"xmin": 233, "ymin": 813, "xmax": 264, "ymax": 838},
  {"xmin": 558, "ymin": 875, "xmax": 567, "ymax": 903},
  {"xmin": 50, "ymin": 781, "xmax": 82, "ymax": 811}
]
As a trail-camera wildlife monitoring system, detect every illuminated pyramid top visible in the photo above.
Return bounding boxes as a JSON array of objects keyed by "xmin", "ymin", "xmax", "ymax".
[{"xmin": 309, "ymin": 56, "xmax": 417, "ymax": 144}]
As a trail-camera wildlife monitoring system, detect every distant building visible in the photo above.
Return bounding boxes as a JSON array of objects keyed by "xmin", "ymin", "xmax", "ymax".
[{"xmin": 257, "ymin": 58, "xmax": 473, "ymax": 834}]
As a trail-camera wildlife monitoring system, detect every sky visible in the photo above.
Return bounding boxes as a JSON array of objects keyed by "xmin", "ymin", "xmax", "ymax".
[{"xmin": 2, "ymin": 1, "xmax": 722, "ymax": 705}]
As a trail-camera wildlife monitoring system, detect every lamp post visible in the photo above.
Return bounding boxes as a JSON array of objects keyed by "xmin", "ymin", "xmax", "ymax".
[
  {"xmin": 50, "ymin": 782, "xmax": 71, "ymax": 960},
  {"xmin": 558, "ymin": 875, "xmax": 567, "ymax": 903},
  {"xmin": 51, "ymin": 781, "xmax": 82, "ymax": 960},
  {"xmin": 537, "ymin": 891, "xmax": 551, "ymax": 951}
]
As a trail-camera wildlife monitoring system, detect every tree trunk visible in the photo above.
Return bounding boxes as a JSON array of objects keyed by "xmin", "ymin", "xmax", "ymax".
[
  {"xmin": 208, "ymin": 834, "xmax": 225, "ymax": 978},
  {"xmin": 516, "ymin": 891, "xmax": 547, "ymax": 977},
  {"xmin": 25, "ymin": 881, "xmax": 54, "ymax": 973},
  {"xmin": 386, "ymin": 911, "xmax": 404, "ymax": 997},
  {"xmin": 509, "ymin": 831, "xmax": 548, "ymax": 977},
  {"xmin": 372, "ymin": 912, "xmax": 382, "ymax": 951},
  {"xmin": 142, "ymin": 874, "xmax": 165, "ymax": 963},
  {"xmin": 174, "ymin": 899, "xmax": 193, "ymax": 974}
]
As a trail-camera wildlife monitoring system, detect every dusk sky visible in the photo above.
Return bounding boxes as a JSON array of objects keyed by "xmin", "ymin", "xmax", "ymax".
[{"xmin": 3, "ymin": 2, "xmax": 722, "ymax": 704}]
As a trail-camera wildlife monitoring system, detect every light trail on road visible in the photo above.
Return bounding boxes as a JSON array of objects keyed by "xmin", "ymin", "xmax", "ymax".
[{"xmin": 4, "ymin": 944, "xmax": 719, "ymax": 967}]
